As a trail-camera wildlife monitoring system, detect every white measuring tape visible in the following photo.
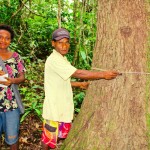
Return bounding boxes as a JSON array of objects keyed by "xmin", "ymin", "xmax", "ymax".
[{"xmin": 92, "ymin": 67, "xmax": 150, "ymax": 75}]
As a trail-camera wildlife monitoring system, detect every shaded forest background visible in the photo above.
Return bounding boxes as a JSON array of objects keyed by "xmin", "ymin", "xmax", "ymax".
[
  {"xmin": 1, "ymin": 0, "xmax": 97, "ymax": 149},
  {"xmin": 1, "ymin": 0, "xmax": 97, "ymax": 121}
]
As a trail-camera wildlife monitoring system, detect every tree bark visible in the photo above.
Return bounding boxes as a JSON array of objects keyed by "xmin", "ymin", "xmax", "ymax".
[{"xmin": 63, "ymin": 0, "xmax": 149, "ymax": 150}]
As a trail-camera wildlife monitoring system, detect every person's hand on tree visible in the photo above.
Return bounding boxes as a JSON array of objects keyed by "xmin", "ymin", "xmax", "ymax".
[
  {"xmin": 102, "ymin": 71, "xmax": 121, "ymax": 80},
  {"xmin": 79, "ymin": 82, "xmax": 89, "ymax": 89}
]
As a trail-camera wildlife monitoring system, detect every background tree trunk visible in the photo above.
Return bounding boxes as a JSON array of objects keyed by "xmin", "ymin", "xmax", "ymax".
[
  {"xmin": 63, "ymin": 0, "xmax": 149, "ymax": 150},
  {"xmin": 58, "ymin": 0, "xmax": 61, "ymax": 28}
]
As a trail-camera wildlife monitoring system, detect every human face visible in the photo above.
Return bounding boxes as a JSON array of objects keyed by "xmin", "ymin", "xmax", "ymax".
[
  {"xmin": 0, "ymin": 30, "xmax": 11, "ymax": 50},
  {"xmin": 52, "ymin": 38, "xmax": 70, "ymax": 56}
]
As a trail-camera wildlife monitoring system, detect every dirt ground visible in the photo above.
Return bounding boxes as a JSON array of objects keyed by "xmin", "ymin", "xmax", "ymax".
[{"xmin": 1, "ymin": 114, "xmax": 62, "ymax": 150}]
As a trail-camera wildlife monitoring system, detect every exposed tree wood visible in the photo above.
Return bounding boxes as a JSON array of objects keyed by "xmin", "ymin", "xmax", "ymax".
[{"xmin": 63, "ymin": 0, "xmax": 149, "ymax": 150}]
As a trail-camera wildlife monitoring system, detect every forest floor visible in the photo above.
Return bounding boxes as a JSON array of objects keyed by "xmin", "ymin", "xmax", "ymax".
[{"xmin": 1, "ymin": 113, "xmax": 62, "ymax": 150}]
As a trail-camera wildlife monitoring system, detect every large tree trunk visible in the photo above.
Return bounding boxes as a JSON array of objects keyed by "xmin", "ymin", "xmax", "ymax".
[{"xmin": 62, "ymin": 0, "xmax": 149, "ymax": 150}]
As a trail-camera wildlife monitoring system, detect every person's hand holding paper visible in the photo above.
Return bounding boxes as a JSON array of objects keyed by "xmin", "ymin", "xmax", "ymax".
[{"xmin": 0, "ymin": 73, "xmax": 8, "ymax": 87}]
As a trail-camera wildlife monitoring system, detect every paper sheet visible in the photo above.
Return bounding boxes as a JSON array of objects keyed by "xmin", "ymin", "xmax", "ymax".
[{"xmin": 0, "ymin": 74, "xmax": 8, "ymax": 87}]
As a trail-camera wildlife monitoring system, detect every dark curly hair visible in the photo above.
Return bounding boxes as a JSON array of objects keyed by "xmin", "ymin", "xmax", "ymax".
[{"xmin": 0, "ymin": 24, "xmax": 15, "ymax": 40}]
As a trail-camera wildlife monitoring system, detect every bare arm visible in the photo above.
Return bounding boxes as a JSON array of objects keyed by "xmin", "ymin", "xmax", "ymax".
[
  {"xmin": 72, "ymin": 69, "xmax": 120, "ymax": 80},
  {"xmin": 10, "ymin": 72, "xmax": 25, "ymax": 84},
  {"xmin": 71, "ymin": 81, "xmax": 89, "ymax": 89},
  {"xmin": 0, "ymin": 72, "xmax": 25, "ymax": 86}
]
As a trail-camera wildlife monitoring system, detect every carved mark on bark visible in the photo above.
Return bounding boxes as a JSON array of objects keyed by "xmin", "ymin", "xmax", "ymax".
[{"xmin": 120, "ymin": 26, "xmax": 132, "ymax": 38}]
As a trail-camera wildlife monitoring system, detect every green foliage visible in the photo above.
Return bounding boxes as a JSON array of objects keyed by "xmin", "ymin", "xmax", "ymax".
[
  {"xmin": 20, "ymin": 101, "xmax": 43, "ymax": 122},
  {"xmin": 1, "ymin": 0, "xmax": 97, "ymax": 122},
  {"xmin": 20, "ymin": 58, "xmax": 45, "ymax": 122},
  {"xmin": 0, "ymin": 0, "xmax": 21, "ymax": 23},
  {"xmin": 73, "ymin": 91, "xmax": 86, "ymax": 113}
]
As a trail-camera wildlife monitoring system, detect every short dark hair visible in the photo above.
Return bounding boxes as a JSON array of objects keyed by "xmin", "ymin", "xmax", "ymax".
[{"xmin": 0, "ymin": 24, "xmax": 15, "ymax": 40}]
